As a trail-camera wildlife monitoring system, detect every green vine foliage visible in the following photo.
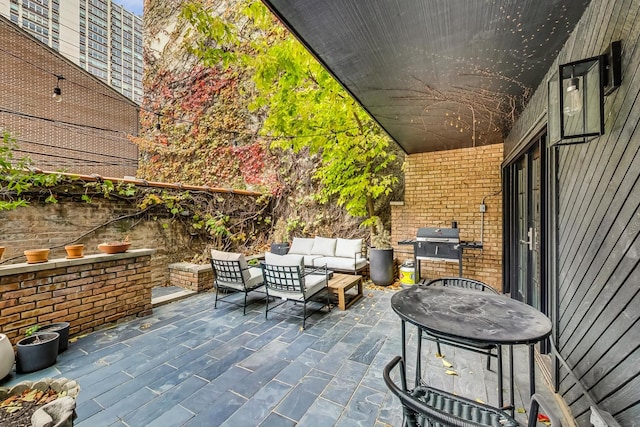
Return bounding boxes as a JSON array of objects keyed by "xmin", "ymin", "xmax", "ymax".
[
  {"xmin": 0, "ymin": 132, "xmax": 64, "ymax": 211},
  {"xmin": 0, "ymin": 131, "xmax": 270, "ymax": 255},
  {"xmin": 181, "ymin": 1, "xmax": 401, "ymax": 233}
]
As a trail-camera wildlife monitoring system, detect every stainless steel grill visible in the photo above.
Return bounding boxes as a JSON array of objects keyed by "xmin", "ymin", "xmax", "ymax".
[{"xmin": 415, "ymin": 227, "xmax": 460, "ymax": 262}]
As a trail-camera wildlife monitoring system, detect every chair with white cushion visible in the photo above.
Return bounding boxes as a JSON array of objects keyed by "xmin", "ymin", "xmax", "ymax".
[
  {"xmin": 261, "ymin": 252, "xmax": 331, "ymax": 329},
  {"xmin": 210, "ymin": 249, "xmax": 265, "ymax": 315}
]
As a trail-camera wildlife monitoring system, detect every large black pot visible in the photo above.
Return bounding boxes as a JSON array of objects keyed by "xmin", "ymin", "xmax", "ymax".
[
  {"xmin": 270, "ymin": 243, "xmax": 290, "ymax": 255},
  {"xmin": 369, "ymin": 247, "xmax": 394, "ymax": 286},
  {"xmin": 40, "ymin": 322, "xmax": 70, "ymax": 353},
  {"xmin": 16, "ymin": 332, "xmax": 60, "ymax": 374}
]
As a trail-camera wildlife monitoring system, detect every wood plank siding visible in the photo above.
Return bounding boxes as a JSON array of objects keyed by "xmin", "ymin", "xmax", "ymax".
[{"xmin": 504, "ymin": 0, "xmax": 640, "ymax": 424}]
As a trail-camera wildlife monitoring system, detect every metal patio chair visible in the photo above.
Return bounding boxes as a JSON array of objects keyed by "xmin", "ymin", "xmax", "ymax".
[
  {"xmin": 260, "ymin": 262, "xmax": 331, "ymax": 329},
  {"xmin": 383, "ymin": 356, "xmax": 561, "ymax": 427},
  {"xmin": 210, "ymin": 251, "xmax": 265, "ymax": 315},
  {"xmin": 423, "ymin": 277, "xmax": 502, "ymax": 372}
]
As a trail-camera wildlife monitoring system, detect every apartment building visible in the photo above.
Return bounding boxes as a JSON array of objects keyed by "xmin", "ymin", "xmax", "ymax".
[{"xmin": 0, "ymin": 0, "xmax": 143, "ymax": 103}]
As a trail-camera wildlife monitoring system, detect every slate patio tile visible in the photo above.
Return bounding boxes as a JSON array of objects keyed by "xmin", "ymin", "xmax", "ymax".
[
  {"xmin": 259, "ymin": 411, "xmax": 297, "ymax": 427},
  {"xmin": 274, "ymin": 369, "xmax": 332, "ymax": 421},
  {"xmin": 315, "ymin": 342, "xmax": 359, "ymax": 375},
  {"xmin": 121, "ymin": 375, "xmax": 208, "ymax": 426},
  {"xmin": 348, "ymin": 331, "xmax": 386, "ymax": 365},
  {"xmin": 237, "ymin": 339, "xmax": 289, "ymax": 371},
  {"xmin": 76, "ymin": 387, "xmax": 158, "ymax": 426},
  {"xmin": 297, "ymin": 396, "xmax": 345, "ymax": 427},
  {"xmin": 94, "ymin": 362, "xmax": 176, "ymax": 407},
  {"xmin": 230, "ymin": 359, "xmax": 290, "ymax": 398},
  {"xmin": 145, "ymin": 404, "xmax": 195, "ymax": 426},
  {"xmin": 197, "ymin": 346, "xmax": 255, "ymax": 381},
  {"xmin": 334, "ymin": 384, "xmax": 386, "ymax": 427},
  {"xmin": 181, "ymin": 392, "xmax": 247, "ymax": 427},
  {"xmin": 180, "ymin": 365, "xmax": 251, "ymax": 413},
  {"xmin": 220, "ymin": 380, "xmax": 292, "ymax": 427},
  {"xmin": 76, "ymin": 370, "xmax": 132, "ymax": 404}
]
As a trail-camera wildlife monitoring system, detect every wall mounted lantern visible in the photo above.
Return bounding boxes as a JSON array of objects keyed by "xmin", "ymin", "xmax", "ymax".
[
  {"xmin": 52, "ymin": 75, "xmax": 65, "ymax": 103},
  {"xmin": 548, "ymin": 40, "xmax": 622, "ymax": 145}
]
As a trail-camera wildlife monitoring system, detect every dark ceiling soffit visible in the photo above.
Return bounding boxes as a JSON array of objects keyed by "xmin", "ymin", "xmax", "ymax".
[{"xmin": 260, "ymin": 0, "xmax": 407, "ymax": 154}]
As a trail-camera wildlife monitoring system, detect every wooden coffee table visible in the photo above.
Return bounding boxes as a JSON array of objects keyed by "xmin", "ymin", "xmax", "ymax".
[{"xmin": 327, "ymin": 274, "xmax": 363, "ymax": 310}]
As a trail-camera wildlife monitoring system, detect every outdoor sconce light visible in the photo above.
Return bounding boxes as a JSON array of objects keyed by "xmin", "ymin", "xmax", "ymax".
[
  {"xmin": 548, "ymin": 40, "xmax": 622, "ymax": 145},
  {"xmin": 52, "ymin": 75, "xmax": 65, "ymax": 103}
]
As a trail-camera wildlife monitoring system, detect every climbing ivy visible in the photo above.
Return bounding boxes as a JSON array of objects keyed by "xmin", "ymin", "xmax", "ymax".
[{"xmin": 181, "ymin": 0, "xmax": 401, "ymax": 232}]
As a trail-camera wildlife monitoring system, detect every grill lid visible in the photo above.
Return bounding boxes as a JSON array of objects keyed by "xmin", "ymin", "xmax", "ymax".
[{"xmin": 416, "ymin": 227, "xmax": 460, "ymax": 242}]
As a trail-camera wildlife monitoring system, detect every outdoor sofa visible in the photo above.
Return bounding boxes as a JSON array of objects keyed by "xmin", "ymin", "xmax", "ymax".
[{"xmin": 282, "ymin": 237, "xmax": 367, "ymax": 275}]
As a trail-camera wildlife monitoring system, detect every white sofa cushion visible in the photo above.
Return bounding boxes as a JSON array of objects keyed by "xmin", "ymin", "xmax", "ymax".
[
  {"xmin": 266, "ymin": 273, "xmax": 326, "ymax": 301},
  {"xmin": 335, "ymin": 238, "xmax": 363, "ymax": 258},
  {"xmin": 311, "ymin": 237, "xmax": 337, "ymax": 256},
  {"xmin": 211, "ymin": 249, "xmax": 254, "ymax": 285},
  {"xmin": 302, "ymin": 255, "xmax": 323, "ymax": 267},
  {"xmin": 265, "ymin": 252, "xmax": 304, "ymax": 268},
  {"xmin": 289, "ymin": 237, "xmax": 315, "ymax": 255},
  {"xmin": 313, "ymin": 256, "xmax": 367, "ymax": 272}
]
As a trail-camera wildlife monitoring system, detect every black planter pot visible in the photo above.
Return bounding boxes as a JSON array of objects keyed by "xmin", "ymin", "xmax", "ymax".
[
  {"xmin": 270, "ymin": 243, "xmax": 290, "ymax": 255},
  {"xmin": 16, "ymin": 332, "xmax": 60, "ymax": 374},
  {"xmin": 39, "ymin": 322, "xmax": 70, "ymax": 353},
  {"xmin": 369, "ymin": 247, "xmax": 394, "ymax": 286}
]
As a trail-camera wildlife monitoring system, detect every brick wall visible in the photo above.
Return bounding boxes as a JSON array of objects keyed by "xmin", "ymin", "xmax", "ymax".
[
  {"xmin": 391, "ymin": 143, "xmax": 503, "ymax": 290},
  {"xmin": 168, "ymin": 262, "xmax": 213, "ymax": 292},
  {"xmin": 0, "ymin": 17, "xmax": 138, "ymax": 177},
  {"xmin": 0, "ymin": 250, "xmax": 153, "ymax": 345}
]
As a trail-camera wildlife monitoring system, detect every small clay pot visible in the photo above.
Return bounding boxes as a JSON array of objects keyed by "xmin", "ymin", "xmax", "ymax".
[
  {"xmin": 24, "ymin": 249, "xmax": 50, "ymax": 264},
  {"xmin": 64, "ymin": 244, "xmax": 84, "ymax": 259},
  {"xmin": 0, "ymin": 246, "xmax": 5, "ymax": 260},
  {"xmin": 98, "ymin": 242, "xmax": 131, "ymax": 254}
]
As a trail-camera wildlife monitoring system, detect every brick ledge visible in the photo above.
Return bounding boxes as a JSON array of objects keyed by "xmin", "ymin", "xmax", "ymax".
[{"xmin": 0, "ymin": 249, "xmax": 155, "ymax": 276}]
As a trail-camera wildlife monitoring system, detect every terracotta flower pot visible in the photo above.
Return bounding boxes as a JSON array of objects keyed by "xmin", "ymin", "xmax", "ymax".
[
  {"xmin": 64, "ymin": 244, "xmax": 84, "ymax": 259},
  {"xmin": 24, "ymin": 249, "xmax": 50, "ymax": 264},
  {"xmin": 98, "ymin": 242, "xmax": 131, "ymax": 254}
]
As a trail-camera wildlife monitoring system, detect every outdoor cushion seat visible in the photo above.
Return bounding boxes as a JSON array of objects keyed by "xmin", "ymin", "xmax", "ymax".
[
  {"xmin": 312, "ymin": 255, "xmax": 367, "ymax": 272},
  {"xmin": 286, "ymin": 236, "xmax": 367, "ymax": 274},
  {"xmin": 210, "ymin": 249, "xmax": 266, "ymax": 315},
  {"xmin": 261, "ymin": 252, "xmax": 331, "ymax": 329}
]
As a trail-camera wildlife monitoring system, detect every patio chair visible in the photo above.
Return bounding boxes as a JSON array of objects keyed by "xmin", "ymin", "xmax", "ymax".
[
  {"xmin": 210, "ymin": 250, "xmax": 265, "ymax": 315},
  {"xmin": 383, "ymin": 355, "xmax": 561, "ymax": 427},
  {"xmin": 423, "ymin": 277, "xmax": 501, "ymax": 373},
  {"xmin": 261, "ymin": 252, "xmax": 331, "ymax": 329}
]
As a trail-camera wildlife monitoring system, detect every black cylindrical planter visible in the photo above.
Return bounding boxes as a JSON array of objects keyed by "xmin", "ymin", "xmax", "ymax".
[
  {"xmin": 270, "ymin": 243, "xmax": 290, "ymax": 255},
  {"xmin": 39, "ymin": 322, "xmax": 70, "ymax": 353},
  {"xmin": 369, "ymin": 248, "xmax": 394, "ymax": 286},
  {"xmin": 16, "ymin": 332, "xmax": 60, "ymax": 373}
]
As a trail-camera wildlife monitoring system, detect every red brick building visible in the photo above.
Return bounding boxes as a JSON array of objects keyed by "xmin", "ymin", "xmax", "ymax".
[{"xmin": 0, "ymin": 16, "xmax": 139, "ymax": 177}]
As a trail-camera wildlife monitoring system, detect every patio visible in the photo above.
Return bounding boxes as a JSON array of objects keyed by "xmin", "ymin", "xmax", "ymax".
[{"xmin": 1, "ymin": 286, "xmax": 566, "ymax": 426}]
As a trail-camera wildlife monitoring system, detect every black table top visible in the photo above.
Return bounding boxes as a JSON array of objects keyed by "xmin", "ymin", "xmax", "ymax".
[{"xmin": 391, "ymin": 285, "xmax": 552, "ymax": 345}]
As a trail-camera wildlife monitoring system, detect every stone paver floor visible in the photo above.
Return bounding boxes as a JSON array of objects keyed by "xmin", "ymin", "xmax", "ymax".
[{"xmin": 2, "ymin": 286, "xmax": 567, "ymax": 426}]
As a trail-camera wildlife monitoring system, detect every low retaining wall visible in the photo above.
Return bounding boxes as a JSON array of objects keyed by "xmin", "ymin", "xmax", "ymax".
[
  {"xmin": 0, "ymin": 249, "xmax": 154, "ymax": 345},
  {"xmin": 168, "ymin": 262, "xmax": 213, "ymax": 293}
]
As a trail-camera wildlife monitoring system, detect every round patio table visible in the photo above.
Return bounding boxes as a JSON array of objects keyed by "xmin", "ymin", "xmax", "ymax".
[{"xmin": 391, "ymin": 284, "xmax": 552, "ymax": 411}]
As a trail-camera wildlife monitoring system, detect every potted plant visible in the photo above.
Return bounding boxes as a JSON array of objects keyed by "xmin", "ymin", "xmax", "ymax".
[
  {"xmin": 64, "ymin": 244, "xmax": 84, "ymax": 259},
  {"xmin": 0, "ymin": 377, "xmax": 80, "ymax": 426},
  {"xmin": 15, "ymin": 326, "xmax": 60, "ymax": 374},
  {"xmin": 39, "ymin": 322, "xmax": 71, "ymax": 353},
  {"xmin": 24, "ymin": 249, "xmax": 50, "ymax": 264},
  {"xmin": 0, "ymin": 334, "xmax": 14, "ymax": 380},
  {"xmin": 369, "ymin": 219, "xmax": 395, "ymax": 286},
  {"xmin": 270, "ymin": 221, "xmax": 290, "ymax": 255},
  {"xmin": 98, "ymin": 235, "xmax": 131, "ymax": 254}
]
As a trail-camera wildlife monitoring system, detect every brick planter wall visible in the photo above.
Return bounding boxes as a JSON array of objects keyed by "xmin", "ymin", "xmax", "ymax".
[
  {"xmin": 168, "ymin": 262, "xmax": 213, "ymax": 292},
  {"xmin": 0, "ymin": 249, "xmax": 154, "ymax": 345}
]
